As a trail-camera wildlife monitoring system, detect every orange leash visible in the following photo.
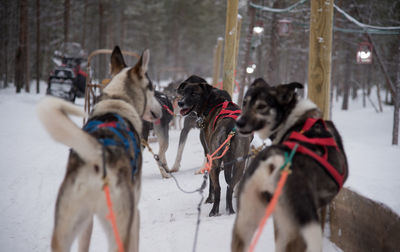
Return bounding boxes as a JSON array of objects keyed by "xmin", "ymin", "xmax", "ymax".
[
  {"xmin": 200, "ymin": 131, "xmax": 235, "ymax": 173},
  {"xmin": 247, "ymin": 144, "xmax": 298, "ymax": 252},
  {"xmin": 104, "ymin": 183, "xmax": 125, "ymax": 252}
]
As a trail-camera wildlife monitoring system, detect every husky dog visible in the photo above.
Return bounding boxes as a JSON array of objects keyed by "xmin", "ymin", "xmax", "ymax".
[
  {"xmin": 142, "ymin": 90, "xmax": 174, "ymax": 178},
  {"xmin": 37, "ymin": 46, "xmax": 162, "ymax": 252},
  {"xmin": 177, "ymin": 75, "xmax": 252, "ymax": 216},
  {"xmin": 231, "ymin": 78, "xmax": 348, "ymax": 252}
]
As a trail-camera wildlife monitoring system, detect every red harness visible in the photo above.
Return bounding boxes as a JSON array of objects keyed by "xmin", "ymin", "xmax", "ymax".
[
  {"xmin": 209, "ymin": 101, "xmax": 241, "ymax": 131},
  {"xmin": 154, "ymin": 104, "xmax": 174, "ymax": 125},
  {"xmin": 282, "ymin": 118, "xmax": 346, "ymax": 188}
]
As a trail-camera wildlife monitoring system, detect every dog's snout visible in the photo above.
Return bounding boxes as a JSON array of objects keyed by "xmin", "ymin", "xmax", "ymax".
[
  {"xmin": 178, "ymin": 100, "xmax": 184, "ymax": 108},
  {"xmin": 236, "ymin": 117, "xmax": 246, "ymax": 128}
]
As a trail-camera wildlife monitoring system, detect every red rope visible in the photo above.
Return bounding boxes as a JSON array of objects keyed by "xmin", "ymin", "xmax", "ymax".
[
  {"xmin": 247, "ymin": 169, "xmax": 291, "ymax": 252},
  {"xmin": 104, "ymin": 184, "xmax": 125, "ymax": 252},
  {"xmin": 162, "ymin": 104, "xmax": 174, "ymax": 116},
  {"xmin": 201, "ymin": 132, "xmax": 234, "ymax": 173}
]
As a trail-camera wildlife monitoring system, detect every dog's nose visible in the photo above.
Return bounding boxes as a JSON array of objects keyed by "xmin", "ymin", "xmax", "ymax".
[
  {"xmin": 178, "ymin": 101, "xmax": 184, "ymax": 108},
  {"xmin": 236, "ymin": 117, "xmax": 246, "ymax": 128}
]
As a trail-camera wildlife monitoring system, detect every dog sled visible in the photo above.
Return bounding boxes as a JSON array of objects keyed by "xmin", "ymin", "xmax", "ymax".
[{"xmin": 83, "ymin": 49, "xmax": 139, "ymax": 118}]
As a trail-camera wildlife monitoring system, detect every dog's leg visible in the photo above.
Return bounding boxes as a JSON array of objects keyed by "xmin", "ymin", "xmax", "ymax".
[
  {"xmin": 209, "ymin": 165, "xmax": 221, "ymax": 217},
  {"xmin": 127, "ymin": 209, "xmax": 140, "ymax": 252},
  {"xmin": 231, "ymin": 175, "xmax": 270, "ymax": 252},
  {"xmin": 231, "ymin": 225, "xmax": 246, "ymax": 252},
  {"xmin": 153, "ymin": 124, "xmax": 171, "ymax": 178},
  {"xmin": 205, "ymin": 175, "xmax": 214, "ymax": 204},
  {"xmin": 224, "ymin": 161, "xmax": 235, "ymax": 214},
  {"xmin": 300, "ymin": 222, "xmax": 322, "ymax": 252},
  {"xmin": 78, "ymin": 217, "xmax": 93, "ymax": 252},
  {"xmin": 195, "ymin": 129, "xmax": 209, "ymax": 174},
  {"xmin": 141, "ymin": 121, "xmax": 152, "ymax": 142},
  {"xmin": 51, "ymin": 183, "xmax": 93, "ymax": 252},
  {"xmin": 170, "ymin": 116, "xmax": 195, "ymax": 172},
  {"xmin": 97, "ymin": 188, "xmax": 134, "ymax": 252}
]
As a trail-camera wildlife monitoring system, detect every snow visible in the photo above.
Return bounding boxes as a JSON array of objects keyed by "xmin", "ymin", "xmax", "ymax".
[{"xmin": 0, "ymin": 82, "xmax": 398, "ymax": 251}]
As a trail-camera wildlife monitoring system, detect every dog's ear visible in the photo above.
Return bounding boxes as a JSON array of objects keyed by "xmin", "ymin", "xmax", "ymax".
[
  {"xmin": 275, "ymin": 82, "xmax": 303, "ymax": 104},
  {"xmin": 110, "ymin": 46, "xmax": 127, "ymax": 76},
  {"xmin": 177, "ymin": 82, "xmax": 187, "ymax": 95},
  {"xmin": 185, "ymin": 75, "xmax": 208, "ymax": 84},
  {"xmin": 250, "ymin": 78, "xmax": 270, "ymax": 89},
  {"xmin": 132, "ymin": 49, "xmax": 150, "ymax": 78},
  {"xmin": 200, "ymin": 83, "xmax": 213, "ymax": 97},
  {"xmin": 285, "ymin": 82, "xmax": 303, "ymax": 90}
]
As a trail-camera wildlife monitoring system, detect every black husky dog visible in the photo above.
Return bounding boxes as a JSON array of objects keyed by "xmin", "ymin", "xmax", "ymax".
[
  {"xmin": 177, "ymin": 75, "xmax": 252, "ymax": 216},
  {"xmin": 142, "ymin": 90, "xmax": 174, "ymax": 178},
  {"xmin": 231, "ymin": 78, "xmax": 348, "ymax": 252}
]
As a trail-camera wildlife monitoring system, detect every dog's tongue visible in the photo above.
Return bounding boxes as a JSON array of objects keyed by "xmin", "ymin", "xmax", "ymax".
[{"xmin": 180, "ymin": 109, "xmax": 189, "ymax": 116}]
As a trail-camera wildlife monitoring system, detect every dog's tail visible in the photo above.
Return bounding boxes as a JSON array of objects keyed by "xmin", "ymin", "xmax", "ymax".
[{"xmin": 36, "ymin": 96, "xmax": 102, "ymax": 164}]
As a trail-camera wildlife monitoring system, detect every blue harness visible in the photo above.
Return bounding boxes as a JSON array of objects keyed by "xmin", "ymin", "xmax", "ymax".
[{"xmin": 83, "ymin": 113, "xmax": 141, "ymax": 180}]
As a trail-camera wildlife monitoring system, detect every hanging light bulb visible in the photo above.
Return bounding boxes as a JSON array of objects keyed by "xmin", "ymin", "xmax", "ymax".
[
  {"xmin": 253, "ymin": 20, "xmax": 264, "ymax": 34},
  {"xmin": 356, "ymin": 42, "xmax": 373, "ymax": 64}
]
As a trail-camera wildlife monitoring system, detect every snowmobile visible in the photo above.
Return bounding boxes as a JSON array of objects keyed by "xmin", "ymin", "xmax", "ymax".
[{"xmin": 46, "ymin": 42, "xmax": 87, "ymax": 103}]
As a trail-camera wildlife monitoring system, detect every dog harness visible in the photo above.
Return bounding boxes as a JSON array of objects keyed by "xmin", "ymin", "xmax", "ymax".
[
  {"xmin": 83, "ymin": 113, "xmax": 141, "ymax": 180},
  {"xmin": 208, "ymin": 101, "xmax": 241, "ymax": 131},
  {"xmin": 154, "ymin": 104, "xmax": 174, "ymax": 125},
  {"xmin": 282, "ymin": 118, "xmax": 346, "ymax": 188}
]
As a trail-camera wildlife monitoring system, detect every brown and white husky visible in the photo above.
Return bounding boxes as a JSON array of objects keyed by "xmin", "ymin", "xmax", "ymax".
[{"xmin": 37, "ymin": 46, "xmax": 161, "ymax": 252}]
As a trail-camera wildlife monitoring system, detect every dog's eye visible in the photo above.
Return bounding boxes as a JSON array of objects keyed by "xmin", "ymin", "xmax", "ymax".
[{"xmin": 256, "ymin": 104, "xmax": 267, "ymax": 111}]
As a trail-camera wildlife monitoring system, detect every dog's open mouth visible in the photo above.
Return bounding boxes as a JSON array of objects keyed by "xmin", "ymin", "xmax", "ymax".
[
  {"xmin": 180, "ymin": 106, "xmax": 194, "ymax": 116},
  {"xmin": 237, "ymin": 128, "xmax": 253, "ymax": 136}
]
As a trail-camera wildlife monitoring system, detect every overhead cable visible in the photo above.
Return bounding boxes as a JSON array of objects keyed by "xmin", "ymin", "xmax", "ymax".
[
  {"xmin": 249, "ymin": 0, "xmax": 308, "ymax": 13},
  {"xmin": 333, "ymin": 4, "xmax": 400, "ymax": 31}
]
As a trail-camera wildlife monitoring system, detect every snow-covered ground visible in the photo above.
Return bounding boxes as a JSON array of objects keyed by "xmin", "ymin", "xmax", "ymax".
[{"xmin": 0, "ymin": 82, "xmax": 398, "ymax": 251}]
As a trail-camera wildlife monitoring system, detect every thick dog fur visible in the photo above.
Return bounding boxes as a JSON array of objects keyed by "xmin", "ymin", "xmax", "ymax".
[
  {"xmin": 232, "ymin": 78, "xmax": 348, "ymax": 252},
  {"xmin": 37, "ymin": 46, "xmax": 161, "ymax": 252},
  {"xmin": 142, "ymin": 90, "xmax": 174, "ymax": 178},
  {"xmin": 177, "ymin": 75, "xmax": 252, "ymax": 217}
]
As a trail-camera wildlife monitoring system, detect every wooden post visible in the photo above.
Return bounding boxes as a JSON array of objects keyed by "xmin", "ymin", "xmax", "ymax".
[
  {"xmin": 233, "ymin": 15, "xmax": 242, "ymax": 91},
  {"xmin": 307, "ymin": 0, "xmax": 334, "ymax": 120},
  {"xmin": 222, "ymin": 0, "xmax": 239, "ymax": 96},
  {"xmin": 238, "ymin": 3, "xmax": 256, "ymax": 107},
  {"xmin": 212, "ymin": 37, "xmax": 224, "ymax": 87}
]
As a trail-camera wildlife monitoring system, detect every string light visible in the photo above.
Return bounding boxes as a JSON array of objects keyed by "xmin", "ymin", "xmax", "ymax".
[{"xmin": 249, "ymin": 0, "xmax": 400, "ymax": 35}]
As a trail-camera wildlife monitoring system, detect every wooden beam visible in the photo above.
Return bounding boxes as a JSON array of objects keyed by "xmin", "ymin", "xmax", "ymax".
[
  {"xmin": 307, "ymin": 0, "xmax": 334, "ymax": 119},
  {"xmin": 234, "ymin": 15, "xmax": 242, "ymax": 90},
  {"xmin": 212, "ymin": 38, "xmax": 224, "ymax": 87},
  {"xmin": 238, "ymin": 3, "xmax": 256, "ymax": 107},
  {"xmin": 330, "ymin": 188, "xmax": 400, "ymax": 251},
  {"xmin": 222, "ymin": 0, "xmax": 239, "ymax": 96}
]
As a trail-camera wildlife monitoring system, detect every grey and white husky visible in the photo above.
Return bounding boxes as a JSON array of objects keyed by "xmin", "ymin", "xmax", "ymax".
[
  {"xmin": 231, "ymin": 78, "xmax": 348, "ymax": 252},
  {"xmin": 37, "ymin": 46, "xmax": 161, "ymax": 252}
]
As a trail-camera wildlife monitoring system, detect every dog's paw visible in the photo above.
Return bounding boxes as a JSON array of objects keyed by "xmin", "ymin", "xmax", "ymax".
[
  {"xmin": 169, "ymin": 167, "xmax": 179, "ymax": 173},
  {"xmin": 227, "ymin": 208, "xmax": 235, "ymax": 215},
  {"xmin": 205, "ymin": 196, "xmax": 214, "ymax": 204},
  {"xmin": 194, "ymin": 168, "xmax": 202, "ymax": 175},
  {"xmin": 209, "ymin": 209, "xmax": 220, "ymax": 217},
  {"xmin": 161, "ymin": 172, "xmax": 171, "ymax": 179}
]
